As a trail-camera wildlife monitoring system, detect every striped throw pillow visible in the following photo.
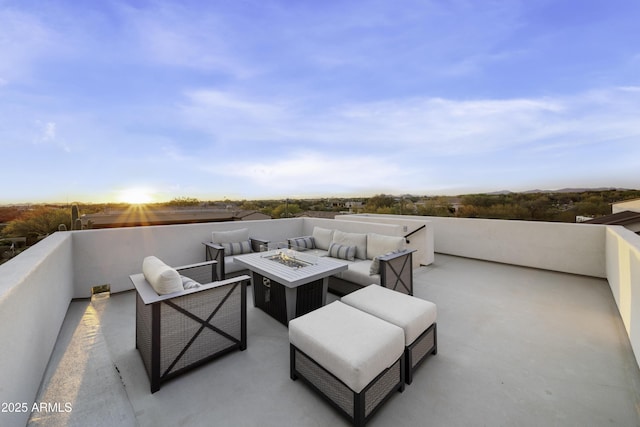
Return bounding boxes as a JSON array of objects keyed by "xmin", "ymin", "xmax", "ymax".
[
  {"xmin": 289, "ymin": 236, "xmax": 316, "ymax": 251},
  {"xmin": 221, "ymin": 240, "xmax": 252, "ymax": 255},
  {"xmin": 328, "ymin": 242, "xmax": 356, "ymax": 261}
]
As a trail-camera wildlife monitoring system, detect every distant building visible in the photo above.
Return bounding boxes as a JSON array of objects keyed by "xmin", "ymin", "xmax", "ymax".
[
  {"xmin": 576, "ymin": 215, "xmax": 594, "ymax": 223},
  {"xmin": 345, "ymin": 201, "xmax": 363, "ymax": 210},
  {"xmin": 584, "ymin": 198, "xmax": 640, "ymax": 234},
  {"xmin": 612, "ymin": 198, "xmax": 640, "ymax": 214}
]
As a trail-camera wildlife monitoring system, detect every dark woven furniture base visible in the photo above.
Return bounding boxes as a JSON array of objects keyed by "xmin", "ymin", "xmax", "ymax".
[
  {"xmin": 135, "ymin": 267, "xmax": 248, "ymax": 393},
  {"xmin": 290, "ymin": 345, "xmax": 404, "ymax": 427},
  {"xmin": 328, "ymin": 276, "xmax": 361, "ymax": 297},
  {"xmin": 405, "ymin": 323, "xmax": 437, "ymax": 385},
  {"xmin": 253, "ymin": 272, "xmax": 324, "ymax": 325},
  {"xmin": 252, "ymin": 272, "xmax": 288, "ymax": 324}
]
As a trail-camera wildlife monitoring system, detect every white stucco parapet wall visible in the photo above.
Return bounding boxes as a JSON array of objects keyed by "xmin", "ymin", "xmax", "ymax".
[{"xmin": 71, "ymin": 217, "xmax": 405, "ymax": 298}]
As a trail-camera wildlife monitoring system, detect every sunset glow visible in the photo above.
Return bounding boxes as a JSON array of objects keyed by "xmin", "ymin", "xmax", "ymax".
[{"xmin": 117, "ymin": 189, "xmax": 154, "ymax": 205}]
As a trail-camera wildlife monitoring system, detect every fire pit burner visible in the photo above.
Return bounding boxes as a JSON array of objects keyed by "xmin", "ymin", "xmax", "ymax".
[{"xmin": 264, "ymin": 251, "xmax": 313, "ymax": 269}]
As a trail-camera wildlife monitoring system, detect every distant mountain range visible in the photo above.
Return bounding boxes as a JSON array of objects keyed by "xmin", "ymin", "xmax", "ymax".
[{"xmin": 486, "ymin": 187, "xmax": 632, "ymax": 195}]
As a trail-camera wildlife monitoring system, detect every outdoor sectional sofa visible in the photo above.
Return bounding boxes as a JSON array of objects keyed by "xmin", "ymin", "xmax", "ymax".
[{"xmin": 201, "ymin": 219, "xmax": 418, "ymax": 297}]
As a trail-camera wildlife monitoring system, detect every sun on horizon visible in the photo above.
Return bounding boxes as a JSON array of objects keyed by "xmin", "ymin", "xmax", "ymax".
[{"xmin": 117, "ymin": 188, "xmax": 155, "ymax": 205}]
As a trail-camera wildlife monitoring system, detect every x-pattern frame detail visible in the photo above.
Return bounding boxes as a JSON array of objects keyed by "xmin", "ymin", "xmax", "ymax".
[
  {"xmin": 161, "ymin": 283, "xmax": 243, "ymax": 378},
  {"xmin": 382, "ymin": 252, "xmax": 413, "ymax": 295}
]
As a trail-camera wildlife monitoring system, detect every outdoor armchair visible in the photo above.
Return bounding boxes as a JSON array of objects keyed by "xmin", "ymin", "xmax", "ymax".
[
  {"xmin": 203, "ymin": 228, "xmax": 268, "ymax": 279},
  {"xmin": 130, "ymin": 260, "xmax": 249, "ymax": 392}
]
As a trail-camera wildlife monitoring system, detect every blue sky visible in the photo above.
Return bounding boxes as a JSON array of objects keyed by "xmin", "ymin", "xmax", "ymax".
[{"xmin": 1, "ymin": 0, "xmax": 639, "ymax": 203}]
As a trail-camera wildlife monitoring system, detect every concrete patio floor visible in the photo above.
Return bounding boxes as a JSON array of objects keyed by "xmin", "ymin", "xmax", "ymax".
[{"xmin": 29, "ymin": 254, "xmax": 640, "ymax": 426}]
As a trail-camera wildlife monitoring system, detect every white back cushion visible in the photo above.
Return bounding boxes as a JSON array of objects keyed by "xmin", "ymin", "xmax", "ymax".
[
  {"xmin": 312, "ymin": 227, "xmax": 334, "ymax": 250},
  {"xmin": 367, "ymin": 233, "xmax": 406, "ymax": 259},
  {"xmin": 332, "ymin": 230, "xmax": 367, "ymax": 260},
  {"xmin": 142, "ymin": 256, "xmax": 184, "ymax": 295},
  {"xmin": 212, "ymin": 228, "xmax": 250, "ymax": 244}
]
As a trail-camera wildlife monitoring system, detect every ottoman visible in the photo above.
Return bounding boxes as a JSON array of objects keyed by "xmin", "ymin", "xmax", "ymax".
[
  {"xmin": 342, "ymin": 285, "xmax": 437, "ymax": 385},
  {"xmin": 289, "ymin": 301, "xmax": 405, "ymax": 427}
]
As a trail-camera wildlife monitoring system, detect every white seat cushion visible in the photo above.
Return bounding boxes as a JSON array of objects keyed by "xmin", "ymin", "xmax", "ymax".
[
  {"xmin": 224, "ymin": 256, "xmax": 247, "ymax": 274},
  {"xmin": 289, "ymin": 301, "xmax": 404, "ymax": 393},
  {"xmin": 339, "ymin": 260, "xmax": 380, "ymax": 286},
  {"xmin": 341, "ymin": 285, "xmax": 437, "ymax": 345}
]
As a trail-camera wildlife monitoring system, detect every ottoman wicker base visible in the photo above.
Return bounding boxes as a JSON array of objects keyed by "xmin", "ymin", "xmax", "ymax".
[
  {"xmin": 288, "ymin": 301, "xmax": 405, "ymax": 427},
  {"xmin": 290, "ymin": 345, "xmax": 404, "ymax": 427},
  {"xmin": 405, "ymin": 322, "xmax": 437, "ymax": 384}
]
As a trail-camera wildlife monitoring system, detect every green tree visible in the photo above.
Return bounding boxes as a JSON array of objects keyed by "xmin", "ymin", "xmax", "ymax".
[
  {"xmin": 417, "ymin": 197, "xmax": 454, "ymax": 216},
  {"xmin": 375, "ymin": 206, "xmax": 396, "ymax": 214},
  {"xmin": 574, "ymin": 200, "xmax": 610, "ymax": 217},
  {"xmin": 457, "ymin": 205, "xmax": 480, "ymax": 218},
  {"xmin": 239, "ymin": 200, "xmax": 261, "ymax": 210},
  {"xmin": 272, "ymin": 203, "xmax": 301, "ymax": 218},
  {"xmin": 0, "ymin": 207, "xmax": 21, "ymax": 223},
  {"xmin": 166, "ymin": 197, "xmax": 200, "ymax": 207},
  {"xmin": 528, "ymin": 195, "xmax": 557, "ymax": 220},
  {"xmin": 3, "ymin": 207, "xmax": 71, "ymax": 241},
  {"xmin": 364, "ymin": 194, "xmax": 396, "ymax": 212},
  {"xmin": 460, "ymin": 194, "xmax": 496, "ymax": 208}
]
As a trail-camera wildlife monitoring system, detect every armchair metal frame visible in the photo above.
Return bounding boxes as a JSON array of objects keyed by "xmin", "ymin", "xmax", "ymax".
[
  {"xmin": 379, "ymin": 249, "xmax": 415, "ymax": 295},
  {"xmin": 203, "ymin": 237, "xmax": 268, "ymax": 279}
]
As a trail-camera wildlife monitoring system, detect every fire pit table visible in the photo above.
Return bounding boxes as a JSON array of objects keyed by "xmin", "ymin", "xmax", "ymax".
[{"xmin": 234, "ymin": 249, "xmax": 348, "ymax": 325}]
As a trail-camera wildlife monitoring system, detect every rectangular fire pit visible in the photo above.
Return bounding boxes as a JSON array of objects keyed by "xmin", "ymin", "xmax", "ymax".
[{"xmin": 233, "ymin": 249, "xmax": 348, "ymax": 324}]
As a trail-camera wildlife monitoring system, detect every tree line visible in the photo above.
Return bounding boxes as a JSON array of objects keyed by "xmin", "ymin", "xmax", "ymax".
[
  {"xmin": 458, "ymin": 190, "xmax": 640, "ymax": 221},
  {"xmin": 2, "ymin": 190, "xmax": 638, "ymax": 250}
]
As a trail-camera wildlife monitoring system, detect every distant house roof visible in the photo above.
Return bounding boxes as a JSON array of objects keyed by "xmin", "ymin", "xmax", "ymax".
[
  {"xmin": 233, "ymin": 211, "xmax": 272, "ymax": 221},
  {"xmin": 295, "ymin": 211, "xmax": 338, "ymax": 219},
  {"xmin": 82, "ymin": 209, "xmax": 271, "ymax": 229},
  {"xmin": 584, "ymin": 210, "xmax": 640, "ymax": 232}
]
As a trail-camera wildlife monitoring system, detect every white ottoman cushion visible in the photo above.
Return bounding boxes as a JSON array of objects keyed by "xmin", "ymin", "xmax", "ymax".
[
  {"xmin": 289, "ymin": 301, "xmax": 404, "ymax": 393},
  {"xmin": 342, "ymin": 285, "xmax": 437, "ymax": 346}
]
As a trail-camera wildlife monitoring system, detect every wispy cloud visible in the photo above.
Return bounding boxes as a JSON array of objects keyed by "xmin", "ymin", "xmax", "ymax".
[
  {"xmin": 41, "ymin": 121, "xmax": 56, "ymax": 142},
  {"xmin": 2, "ymin": 0, "xmax": 638, "ymax": 202},
  {"xmin": 116, "ymin": 3, "xmax": 255, "ymax": 77},
  {"xmin": 33, "ymin": 120, "xmax": 71, "ymax": 152},
  {"xmin": 177, "ymin": 86, "xmax": 640, "ymax": 159},
  {"xmin": 0, "ymin": 9, "xmax": 58, "ymax": 83},
  {"xmin": 217, "ymin": 150, "xmax": 412, "ymax": 196}
]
